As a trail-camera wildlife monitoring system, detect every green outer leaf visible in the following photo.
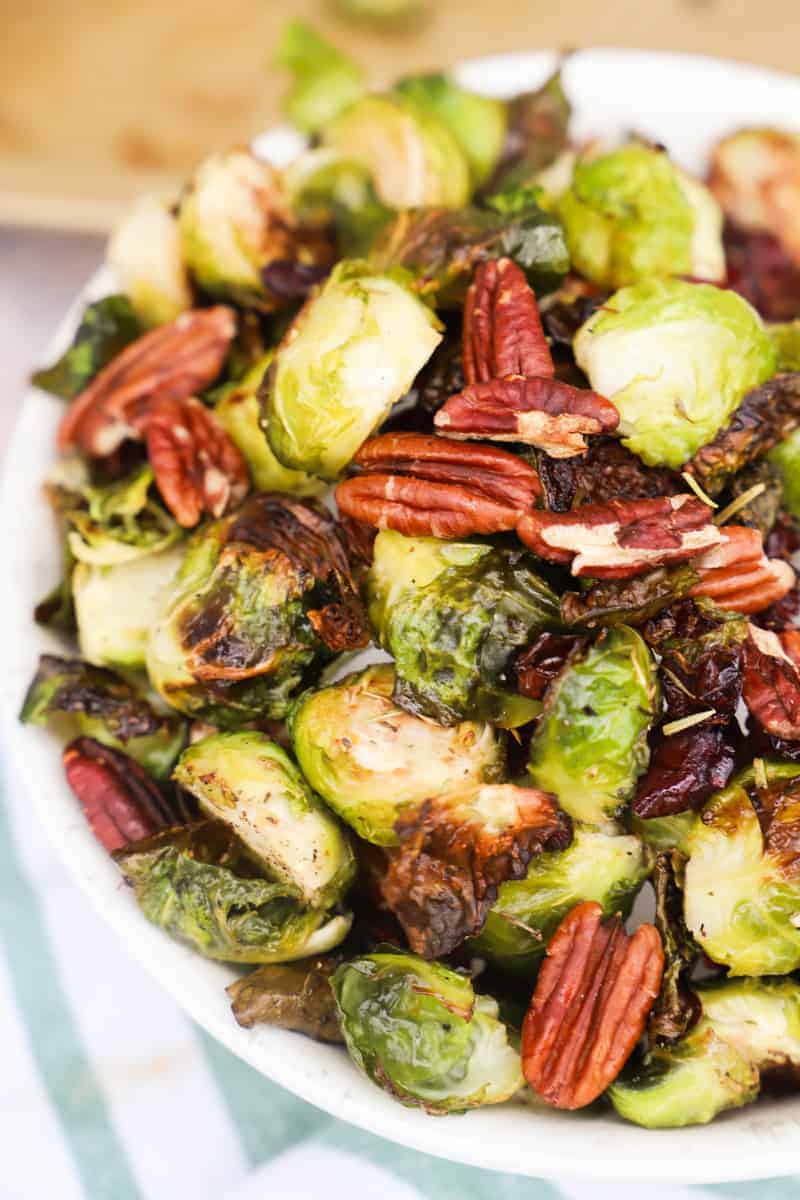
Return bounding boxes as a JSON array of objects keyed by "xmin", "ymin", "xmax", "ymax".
[
  {"xmin": 470, "ymin": 828, "xmax": 649, "ymax": 975},
  {"xmin": 275, "ymin": 20, "xmax": 365, "ymax": 135},
  {"xmin": 393, "ymin": 74, "xmax": 507, "ymax": 186},
  {"xmin": 331, "ymin": 952, "xmax": 523, "ymax": 1112},
  {"xmin": 32, "ymin": 295, "xmax": 140, "ymax": 400},
  {"xmin": 527, "ymin": 625, "xmax": 659, "ymax": 826},
  {"xmin": 769, "ymin": 427, "xmax": 800, "ymax": 519}
]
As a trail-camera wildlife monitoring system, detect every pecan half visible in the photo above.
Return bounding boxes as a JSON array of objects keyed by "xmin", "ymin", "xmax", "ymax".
[
  {"xmin": 463, "ymin": 258, "xmax": 553, "ymax": 384},
  {"xmin": 689, "ymin": 525, "xmax": 796, "ymax": 614},
  {"xmin": 380, "ymin": 786, "xmax": 572, "ymax": 960},
  {"xmin": 517, "ymin": 495, "xmax": 720, "ymax": 579},
  {"xmin": 63, "ymin": 736, "xmax": 178, "ymax": 852},
  {"xmin": 742, "ymin": 623, "xmax": 800, "ymax": 740},
  {"xmin": 145, "ymin": 396, "xmax": 249, "ymax": 527},
  {"xmin": 521, "ymin": 901, "xmax": 664, "ymax": 1110},
  {"xmin": 58, "ymin": 307, "xmax": 236, "ymax": 457},
  {"xmin": 435, "ymin": 375, "xmax": 620, "ymax": 458},
  {"xmin": 336, "ymin": 433, "xmax": 540, "ymax": 538}
]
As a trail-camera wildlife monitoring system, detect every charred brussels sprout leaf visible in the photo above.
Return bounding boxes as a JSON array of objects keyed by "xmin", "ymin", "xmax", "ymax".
[
  {"xmin": 107, "ymin": 196, "xmax": 193, "ymax": 327},
  {"xmin": 648, "ymin": 851, "xmax": 701, "ymax": 1045},
  {"xmin": 285, "ymin": 150, "xmax": 393, "ymax": 260},
  {"xmin": 367, "ymin": 530, "xmax": 560, "ymax": 726},
  {"xmin": 696, "ymin": 977, "xmax": 800, "ymax": 1075},
  {"xmin": 372, "ymin": 201, "xmax": 568, "ymax": 305},
  {"xmin": 32, "ymin": 295, "xmax": 140, "ymax": 400},
  {"xmin": 557, "ymin": 144, "xmax": 724, "ymax": 289},
  {"xmin": 262, "ymin": 262, "xmax": 442, "ymax": 481},
  {"xmin": 323, "ymin": 94, "xmax": 471, "ymax": 209},
  {"xmin": 527, "ymin": 626, "xmax": 659, "ymax": 826},
  {"xmin": 394, "ymin": 74, "xmax": 507, "ymax": 187},
  {"xmin": 608, "ymin": 1027, "xmax": 759, "ymax": 1128},
  {"xmin": 471, "ymin": 828, "xmax": 648, "ymax": 976},
  {"xmin": 63, "ymin": 464, "xmax": 184, "ymax": 566},
  {"xmin": 173, "ymin": 732, "xmax": 355, "ymax": 907},
  {"xmin": 684, "ymin": 772, "xmax": 800, "ymax": 975},
  {"xmin": 499, "ymin": 69, "xmax": 572, "ymax": 183},
  {"xmin": 146, "ymin": 495, "xmax": 368, "ymax": 726},
  {"xmin": 227, "ymin": 956, "xmax": 343, "ymax": 1041},
  {"xmin": 213, "ymin": 355, "xmax": 324, "ymax": 497},
  {"xmin": 74, "ymin": 544, "xmax": 185, "ymax": 671},
  {"xmin": 331, "ymin": 952, "xmax": 523, "ymax": 1111},
  {"xmin": 275, "ymin": 21, "xmax": 365, "ymax": 135},
  {"xmin": 115, "ymin": 820, "xmax": 351, "ymax": 964},
  {"xmin": 288, "ymin": 663, "xmax": 506, "ymax": 845},
  {"xmin": 575, "ymin": 279, "xmax": 777, "ymax": 468},
  {"xmin": 770, "ymin": 428, "xmax": 800, "ymax": 520},
  {"xmin": 20, "ymin": 655, "xmax": 186, "ymax": 778},
  {"xmin": 561, "ymin": 565, "xmax": 700, "ymax": 630}
]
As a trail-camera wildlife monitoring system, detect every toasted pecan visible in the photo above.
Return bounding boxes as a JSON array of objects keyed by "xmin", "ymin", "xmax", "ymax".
[
  {"xmin": 63, "ymin": 737, "xmax": 178, "ymax": 852},
  {"xmin": 522, "ymin": 901, "xmax": 664, "ymax": 1109},
  {"xmin": 742, "ymin": 623, "xmax": 800, "ymax": 740},
  {"xmin": 463, "ymin": 257, "xmax": 553, "ymax": 384},
  {"xmin": 689, "ymin": 525, "xmax": 796, "ymax": 614}
]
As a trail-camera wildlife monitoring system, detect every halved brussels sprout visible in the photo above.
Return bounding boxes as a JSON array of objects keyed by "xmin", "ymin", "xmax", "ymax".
[
  {"xmin": 288, "ymin": 663, "xmax": 505, "ymax": 844},
  {"xmin": 284, "ymin": 149, "xmax": 393, "ymax": 259},
  {"xmin": 557, "ymin": 144, "xmax": 724, "ymax": 289},
  {"xmin": 63, "ymin": 464, "xmax": 184, "ymax": 566},
  {"xmin": 367, "ymin": 530, "xmax": 559, "ymax": 726},
  {"xmin": 575, "ymin": 278, "xmax": 777, "ymax": 468},
  {"xmin": 470, "ymin": 828, "xmax": 648, "ymax": 975},
  {"xmin": 115, "ymin": 820, "xmax": 351, "ymax": 964},
  {"xmin": 323, "ymin": 94, "xmax": 471, "ymax": 209},
  {"xmin": 262, "ymin": 262, "xmax": 442, "ymax": 481},
  {"xmin": 75, "ymin": 544, "xmax": 184, "ymax": 671},
  {"xmin": 20, "ymin": 654, "xmax": 185, "ymax": 778},
  {"xmin": 32, "ymin": 295, "xmax": 140, "ymax": 401},
  {"xmin": 394, "ymin": 74, "xmax": 507, "ymax": 187},
  {"xmin": 173, "ymin": 732, "xmax": 355, "ymax": 906},
  {"xmin": 697, "ymin": 977, "xmax": 800, "ymax": 1072},
  {"xmin": 179, "ymin": 150, "xmax": 328, "ymax": 309},
  {"xmin": 684, "ymin": 772, "xmax": 800, "ymax": 975},
  {"xmin": 331, "ymin": 952, "xmax": 523, "ymax": 1111},
  {"xmin": 213, "ymin": 355, "xmax": 323, "ymax": 497},
  {"xmin": 107, "ymin": 195, "xmax": 193, "ymax": 327},
  {"xmin": 608, "ymin": 1027, "xmax": 759, "ymax": 1128},
  {"xmin": 527, "ymin": 626, "xmax": 659, "ymax": 826},
  {"xmin": 275, "ymin": 20, "xmax": 365, "ymax": 135},
  {"xmin": 146, "ymin": 495, "xmax": 367, "ymax": 726},
  {"xmin": 769, "ymin": 428, "xmax": 800, "ymax": 519}
]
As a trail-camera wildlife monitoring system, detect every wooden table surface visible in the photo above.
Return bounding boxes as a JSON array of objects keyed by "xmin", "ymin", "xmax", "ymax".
[{"xmin": 0, "ymin": 0, "xmax": 795, "ymax": 232}]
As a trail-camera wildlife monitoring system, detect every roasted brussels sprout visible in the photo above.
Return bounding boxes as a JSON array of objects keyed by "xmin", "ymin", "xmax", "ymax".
[
  {"xmin": 213, "ymin": 355, "xmax": 323, "ymax": 497},
  {"xmin": 471, "ymin": 828, "xmax": 649, "ymax": 976},
  {"xmin": 608, "ymin": 1027, "xmax": 759, "ymax": 1128},
  {"xmin": 684, "ymin": 771, "xmax": 800, "ymax": 975},
  {"xmin": 527, "ymin": 626, "xmax": 659, "ymax": 826},
  {"xmin": 62, "ymin": 464, "xmax": 184, "ymax": 566},
  {"xmin": 557, "ymin": 144, "xmax": 724, "ymax": 289},
  {"xmin": 367, "ymin": 530, "xmax": 560, "ymax": 726},
  {"xmin": 227, "ymin": 956, "xmax": 343, "ymax": 1041},
  {"xmin": 394, "ymin": 74, "xmax": 507, "ymax": 187},
  {"xmin": 32, "ymin": 295, "xmax": 140, "ymax": 400},
  {"xmin": 331, "ymin": 952, "xmax": 523, "ymax": 1111},
  {"xmin": 179, "ymin": 150, "xmax": 330, "ymax": 310},
  {"xmin": 115, "ymin": 820, "xmax": 351, "ymax": 964},
  {"xmin": 74, "ymin": 544, "xmax": 185, "ymax": 671},
  {"xmin": 574, "ymin": 279, "xmax": 777, "ymax": 467},
  {"xmin": 770, "ymin": 428, "xmax": 800, "ymax": 520},
  {"xmin": 288, "ymin": 663, "xmax": 505, "ymax": 844},
  {"xmin": 323, "ymin": 94, "xmax": 471, "ymax": 209},
  {"xmin": 146, "ymin": 494, "xmax": 368, "ymax": 725},
  {"xmin": 709, "ymin": 128, "xmax": 800, "ymax": 266},
  {"xmin": 262, "ymin": 262, "xmax": 442, "ymax": 481},
  {"xmin": 275, "ymin": 20, "xmax": 364, "ymax": 135},
  {"xmin": 697, "ymin": 977, "xmax": 800, "ymax": 1073},
  {"xmin": 20, "ymin": 654, "xmax": 185, "ymax": 778},
  {"xmin": 769, "ymin": 321, "xmax": 800, "ymax": 371},
  {"xmin": 284, "ymin": 149, "xmax": 393, "ymax": 259},
  {"xmin": 371, "ymin": 199, "xmax": 568, "ymax": 304},
  {"xmin": 174, "ymin": 732, "xmax": 355, "ymax": 906},
  {"xmin": 107, "ymin": 195, "xmax": 192, "ymax": 327}
]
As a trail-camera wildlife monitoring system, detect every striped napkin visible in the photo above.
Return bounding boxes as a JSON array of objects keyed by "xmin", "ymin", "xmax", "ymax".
[{"xmin": 0, "ymin": 736, "xmax": 794, "ymax": 1200}]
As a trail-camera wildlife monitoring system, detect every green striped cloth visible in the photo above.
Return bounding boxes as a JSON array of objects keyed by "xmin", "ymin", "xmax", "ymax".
[{"xmin": 0, "ymin": 744, "xmax": 794, "ymax": 1200}]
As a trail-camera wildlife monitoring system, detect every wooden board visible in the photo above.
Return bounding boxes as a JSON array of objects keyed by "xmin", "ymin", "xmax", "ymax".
[{"xmin": 0, "ymin": 0, "xmax": 796, "ymax": 232}]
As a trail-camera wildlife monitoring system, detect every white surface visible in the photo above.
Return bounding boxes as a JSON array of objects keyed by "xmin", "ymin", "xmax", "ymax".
[{"xmin": 2, "ymin": 48, "xmax": 800, "ymax": 1185}]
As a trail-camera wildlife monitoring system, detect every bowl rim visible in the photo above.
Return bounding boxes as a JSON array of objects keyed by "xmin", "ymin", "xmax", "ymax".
[{"xmin": 3, "ymin": 46, "xmax": 800, "ymax": 1183}]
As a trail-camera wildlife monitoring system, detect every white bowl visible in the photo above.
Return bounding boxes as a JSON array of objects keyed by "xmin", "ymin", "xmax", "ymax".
[{"xmin": 3, "ymin": 47, "xmax": 800, "ymax": 1185}]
